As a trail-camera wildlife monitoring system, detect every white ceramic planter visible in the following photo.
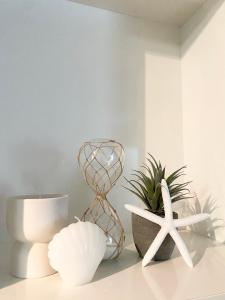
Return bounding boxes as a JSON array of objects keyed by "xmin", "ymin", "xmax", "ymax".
[{"xmin": 6, "ymin": 194, "xmax": 68, "ymax": 279}]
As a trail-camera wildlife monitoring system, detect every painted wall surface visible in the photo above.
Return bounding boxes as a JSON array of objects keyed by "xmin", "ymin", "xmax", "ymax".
[
  {"xmin": 145, "ymin": 53, "xmax": 183, "ymax": 172},
  {"xmin": 181, "ymin": 0, "xmax": 225, "ymax": 242},
  {"xmin": 0, "ymin": 0, "xmax": 182, "ymax": 241}
]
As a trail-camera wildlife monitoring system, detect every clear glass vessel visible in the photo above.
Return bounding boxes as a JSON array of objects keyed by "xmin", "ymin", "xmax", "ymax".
[{"xmin": 78, "ymin": 139, "xmax": 125, "ymax": 259}]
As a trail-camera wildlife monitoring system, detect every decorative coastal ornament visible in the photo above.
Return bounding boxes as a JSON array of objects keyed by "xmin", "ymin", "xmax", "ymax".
[
  {"xmin": 6, "ymin": 194, "xmax": 68, "ymax": 278},
  {"xmin": 48, "ymin": 217, "xmax": 106, "ymax": 286},
  {"xmin": 78, "ymin": 138, "xmax": 125, "ymax": 259},
  {"xmin": 125, "ymin": 179, "xmax": 210, "ymax": 268}
]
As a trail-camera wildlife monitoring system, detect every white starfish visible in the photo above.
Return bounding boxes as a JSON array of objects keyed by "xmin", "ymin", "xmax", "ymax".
[{"xmin": 125, "ymin": 179, "xmax": 210, "ymax": 268}]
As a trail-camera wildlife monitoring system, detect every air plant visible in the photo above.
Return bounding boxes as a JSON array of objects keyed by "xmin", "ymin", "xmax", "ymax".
[{"xmin": 124, "ymin": 154, "xmax": 192, "ymax": 214}]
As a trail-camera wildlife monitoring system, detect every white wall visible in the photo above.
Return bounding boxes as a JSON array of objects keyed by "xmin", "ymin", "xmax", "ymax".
[
  {"xmin": 145, "ymin": 53, "xmax": 183, "ymax": 171},
  {"xmin": 181, "ymin": 0, "xmax": 225, "ymax": 242},
  {"xmin": 0, "ymin": 0, "xmax": 182, "ymax": 241}
]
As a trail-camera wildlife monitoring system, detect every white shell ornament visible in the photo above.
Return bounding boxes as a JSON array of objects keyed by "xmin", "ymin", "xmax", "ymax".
[{"xmin": 48, "ymin": 218, "xmax": 106, "ymax": 286}]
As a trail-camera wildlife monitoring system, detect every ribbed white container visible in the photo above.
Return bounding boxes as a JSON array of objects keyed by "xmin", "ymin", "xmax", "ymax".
[{"xmin": 6, "ymin": 194, "xmax": 68, "ymax": 278}]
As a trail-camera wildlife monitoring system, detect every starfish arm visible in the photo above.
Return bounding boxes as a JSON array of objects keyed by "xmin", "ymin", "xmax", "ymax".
[
  {"xmin": 142, "ymin": 226, "xmax": 169, "ymax": 267},
  {"xmin": 161, "ymin": 179, "xmax": 173, "ymax": 221},
  {"xmin": 174, "ymin": 213, "xmax": 210, "ymax": 227},
  {"xmin": 124, "ymin": 204, "xmax": 163, "ymax": 226},
  {"xmin": 169, "ymin": 229, "xmax": 193, "ymax": 268}
]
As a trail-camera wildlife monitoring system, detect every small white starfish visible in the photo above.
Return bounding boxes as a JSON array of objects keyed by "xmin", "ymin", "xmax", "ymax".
[{"xmin": 125, "ymin": 179, "xmax": 210, "ymax": 268}]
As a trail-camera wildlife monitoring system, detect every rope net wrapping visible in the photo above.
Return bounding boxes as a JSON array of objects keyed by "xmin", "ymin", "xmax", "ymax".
[{"xmin": 78, "ymin": 139, "xmax": 125, "ymax": 259}]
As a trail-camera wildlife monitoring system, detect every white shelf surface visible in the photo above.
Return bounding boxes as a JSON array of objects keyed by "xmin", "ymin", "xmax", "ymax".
[{"xmin": 1, "ymin": 232, "xmax": 225, "ymax": 300}]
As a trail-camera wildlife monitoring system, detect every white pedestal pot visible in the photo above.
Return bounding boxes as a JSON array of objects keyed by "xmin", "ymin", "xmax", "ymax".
[{"xmin": 6, "ymin": 194, "xmax": 69, "ymax": 279}]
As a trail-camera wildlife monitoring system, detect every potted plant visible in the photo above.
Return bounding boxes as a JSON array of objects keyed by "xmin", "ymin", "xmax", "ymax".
[{"xmin": 124, "ymin": 154, "xmax": 191, "ymax": 261}]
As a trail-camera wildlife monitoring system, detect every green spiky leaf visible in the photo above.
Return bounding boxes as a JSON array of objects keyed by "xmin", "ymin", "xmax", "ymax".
[{"xmin": 124, "ymin": 153, "xmax": 192, "ymax": 213}]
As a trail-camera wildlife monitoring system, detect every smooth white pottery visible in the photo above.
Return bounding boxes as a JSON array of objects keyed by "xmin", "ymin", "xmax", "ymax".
[
  {"xmin": 48, "ymin": 219, "xmax": 106, "ymax": 286},
  {"xmin": 7, "ymin": 194, "xmax": 69, "ymax": 278}
]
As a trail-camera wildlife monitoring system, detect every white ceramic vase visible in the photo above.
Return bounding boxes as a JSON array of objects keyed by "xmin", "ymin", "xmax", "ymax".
[{"xmin": 6, "ymin": 194, "xmax": 69, "ymax": 279}]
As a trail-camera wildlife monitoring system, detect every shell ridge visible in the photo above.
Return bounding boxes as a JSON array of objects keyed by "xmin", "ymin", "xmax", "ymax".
[{"xmin": 48, "ymin": 221, "xmax": 106, "ymax": 286}]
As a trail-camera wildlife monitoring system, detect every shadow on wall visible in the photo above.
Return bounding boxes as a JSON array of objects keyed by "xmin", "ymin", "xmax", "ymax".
[
  {"xmin": 181, "ymin": 0, "xmax": 225, "ymax": 55},
  {"xmin": 183, "ymin": 194, "xmax": 225, "ymax": 241},
  {"xmin": 0, "ymin": 191, "xmax": 25, "ymax": 289},
  {"xmin": 0, "ymin": 183, "xmax": 13, "ymax": 242},
  {"xmin": 0, "ymin": 250, "xmax": 23, "ymax": 290},
  {"xmin": 191, "ymin": 195, "xmax": 225, "ymax": 239},
  {"xmin": 172, "ymin": 192, "xmax": 225, "ymax": 266},
  {"xmin": 174, "ymin": 195, "xmax": 225, "ymax": 266}
]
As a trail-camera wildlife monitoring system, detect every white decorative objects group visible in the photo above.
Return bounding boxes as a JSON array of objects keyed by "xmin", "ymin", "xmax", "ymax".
[
  {"xmin": 125, "ymin": 179, "xmax": 210, "ymax": 268},
  {"xmin": 7, "ymin": 192, "xmax": 106, "ymax": 285},
  {"xmin": 48, "ymin": 218, "xmax": 106, "ymax": 286},
  {"xmin": 6, "ymin": 194, "xmax": 68, "ymax": 278},
  {"xmin": 6, "ymin": 140, "xmax": 211, "ymax": 286}
]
